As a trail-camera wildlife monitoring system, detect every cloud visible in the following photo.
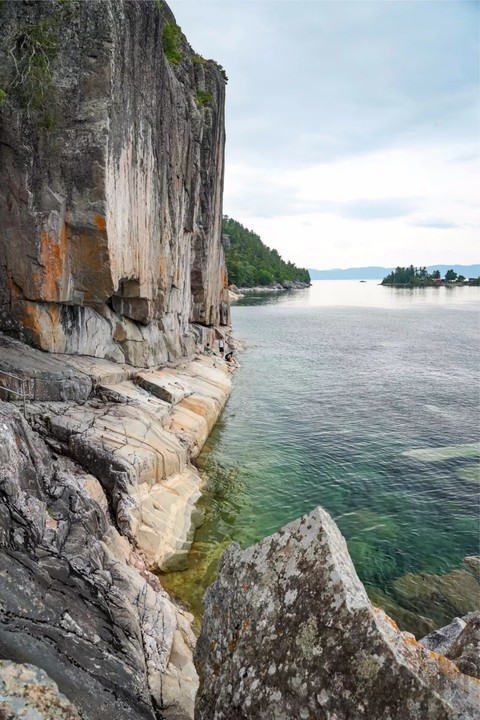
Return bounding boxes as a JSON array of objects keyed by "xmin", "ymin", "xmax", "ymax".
[
  {"xmin": 170, "ymin": 0, "xmax": 479, "ymax": 267},
  {"xmin": 336, "ymin": 198, "xmax": 418, "ymax": 221},
  {"xmin": 410, "ymin": 219, "xmax": 459, "ymax": 229}
]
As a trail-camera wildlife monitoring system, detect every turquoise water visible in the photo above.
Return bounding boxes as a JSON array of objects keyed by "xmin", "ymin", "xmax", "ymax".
[{"xmin": 163, "ymin": 281, "xmax": 480, "ymax": 632}]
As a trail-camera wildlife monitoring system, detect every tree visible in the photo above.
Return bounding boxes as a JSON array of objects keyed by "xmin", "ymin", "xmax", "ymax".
[
  {"xmin": 432, "ymin": 270, "xmax": 441, "ymax": 279},
  {"xmin": 445, "ymin": 269, "xmax": 457, "ymax": 282}
]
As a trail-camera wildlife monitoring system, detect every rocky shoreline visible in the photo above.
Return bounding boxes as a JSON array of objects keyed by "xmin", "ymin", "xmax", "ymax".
[{"xmin": 0, "ymin": 334, "xmax": 235, "ymax": 719}]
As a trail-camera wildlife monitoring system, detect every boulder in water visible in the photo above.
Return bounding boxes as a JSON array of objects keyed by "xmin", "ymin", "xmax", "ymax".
[{"xmin": 195, "ymin": 506, "xmax": 480, "ymax": 720}]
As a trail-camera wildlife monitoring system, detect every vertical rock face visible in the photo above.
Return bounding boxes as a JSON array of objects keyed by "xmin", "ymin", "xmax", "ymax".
[
  {"xmin": 0, "ymin": 0, "xmax": 229, "ymax": 367},
  {"xmin": 195, "ymin": 507, "xmax": 480, "ymax": 720}
]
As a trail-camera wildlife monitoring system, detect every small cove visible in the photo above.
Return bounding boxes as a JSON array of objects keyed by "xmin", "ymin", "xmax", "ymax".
[{"xmin": 162, "ymin": 281, "xmax": 480, "ymax": 634}]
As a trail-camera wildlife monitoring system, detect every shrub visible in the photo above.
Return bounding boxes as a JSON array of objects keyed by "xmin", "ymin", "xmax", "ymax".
[
  {"xmin": 196, "ymin": 90, "xmax": 212, "ymax": 107},
  {"xmin": 162, "ymin": 22, "xmax": 183, "ymax": 65}
]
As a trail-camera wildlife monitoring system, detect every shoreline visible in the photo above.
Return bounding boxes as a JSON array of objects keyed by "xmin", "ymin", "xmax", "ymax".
[{"xmin": 0, "ymin": 334, "xmax": 237, "ymax": 718}]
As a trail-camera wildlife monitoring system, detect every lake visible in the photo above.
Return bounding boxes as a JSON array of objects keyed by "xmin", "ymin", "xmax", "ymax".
[{"xmin": 163, "ymin": 280, "xmax": 480, "ymax": 635}]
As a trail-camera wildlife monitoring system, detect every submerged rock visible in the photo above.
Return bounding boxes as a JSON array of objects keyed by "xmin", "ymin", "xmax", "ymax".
[
  {"xmin": 392, "ymin": 568, "xmax": 480, "ymax": 627},
  {"xmin": 195, "ymin": 506, "xmax": 480, "ymax": 720}
]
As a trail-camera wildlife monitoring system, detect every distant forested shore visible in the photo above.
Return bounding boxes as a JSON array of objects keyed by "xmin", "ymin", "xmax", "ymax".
[
  {"xmin": 381, "ymin": 266, "xmax": 480, "ymax": 287},
  {"xmin": 223, "ymin": 216, "xmax": 310, "ymax": 288}
]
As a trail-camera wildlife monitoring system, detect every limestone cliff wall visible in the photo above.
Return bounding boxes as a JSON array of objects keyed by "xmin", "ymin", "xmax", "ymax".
[{"xmin": 0, "ymin": 0, "xmax": 229, "ymax": 367}]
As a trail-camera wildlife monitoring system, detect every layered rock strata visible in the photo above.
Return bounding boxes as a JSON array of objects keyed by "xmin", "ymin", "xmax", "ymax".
[
  {"xmin": 0, "ymin": 337, "xmax": 233, "ymax": 718},
  {"xmin": 0, "ymin": 401, "xmax": 198, "ymax": 719},
  {"xmin": 196, "ymin": 507, "xmax": 480, "ymax": 720},
  {"xmin": 0, "ymin": 0, "xmax": 229, "ymax": 366}
]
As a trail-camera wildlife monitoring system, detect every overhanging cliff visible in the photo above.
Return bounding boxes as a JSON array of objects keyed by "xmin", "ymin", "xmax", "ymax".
[{"xmin": 0, "ymin": 0, "xmax": 229, "ymax": 367}]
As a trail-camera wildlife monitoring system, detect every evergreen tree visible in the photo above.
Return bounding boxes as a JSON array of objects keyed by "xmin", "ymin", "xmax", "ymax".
[{"xmin": 223, "ymin": 217, "xmax": 310, "ymax": 287}]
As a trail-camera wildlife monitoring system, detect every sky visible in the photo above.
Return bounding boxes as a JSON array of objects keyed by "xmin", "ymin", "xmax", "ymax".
[{"xmin": 169, "ymin": 0, "xmax": 479, "ymax": 270}]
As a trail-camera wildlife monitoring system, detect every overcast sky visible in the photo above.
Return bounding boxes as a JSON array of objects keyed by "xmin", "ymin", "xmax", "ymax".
[{"xmin": 169, "ymin": 0, "xmax": 479, "ymax": 270}]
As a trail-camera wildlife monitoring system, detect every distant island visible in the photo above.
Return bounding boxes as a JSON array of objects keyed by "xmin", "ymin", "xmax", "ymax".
[
  {"xmin": 223, "ymin": 216, "xmax": 310, "ymax": 288},
  {"xmin": 381, "ymin": 266, "xmax": 480, "ymax": 287},
  {"xmin": 308, "ymin": 264, "xmax": 480, "ymax": 280}
]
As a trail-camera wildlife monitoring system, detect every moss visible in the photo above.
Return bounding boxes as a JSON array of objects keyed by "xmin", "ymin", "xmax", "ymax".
[
  {"xmin": 162, "ymin": 21, "xmax": 183, "ymax": 65},
  {"xmin": 0, "ymin": 88, "xmax": 6, "ymax": 106}
]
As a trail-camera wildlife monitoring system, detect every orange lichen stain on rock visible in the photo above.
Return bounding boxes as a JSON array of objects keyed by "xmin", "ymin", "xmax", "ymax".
[
  {"xmin": 242, "ymin": 619, "xmax": 250, "ymax": 634},
  {"xmin": 94, "ymin": 214, "xmax": 107, "ymax": 232},
  {"xmin": 39, "ymin": 223, "xmax": 69, "ymax": 300},
  {"xmin": 22, "ymin": 302, "xmax": 63, "ymax": 351}
]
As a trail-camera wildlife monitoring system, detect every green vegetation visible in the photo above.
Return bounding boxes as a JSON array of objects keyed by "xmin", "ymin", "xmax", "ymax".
[
  {"xmin": 382, "ymin": 266, "xmax": 478, "ymax": 286},
  {"xmin": 3, "ymin": 14, "xmax": 58, "ymax": 127},
  {"xmin": 0, "ymin": 88, "xmax": 6, "ymax": 106},
  {"xmin": 196, "ymin": 89, "xmax": 212, "ymax": 107},
  {"xmin": 223, "ymin": 216, "xmax": 310, "ymax": 287},
  {"xmin": 193, "ymin": 53, "xmax": 207, "ymax": 65},
  {"xmin": 162, "ymin": 22, "xmax": 183, "ymax": 65}
]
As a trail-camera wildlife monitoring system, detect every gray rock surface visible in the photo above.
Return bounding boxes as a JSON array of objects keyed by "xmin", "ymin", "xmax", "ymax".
[
  {"xmin": 421, "ymin": 613, "xmax": 480, "ymax": 680},
  {"xmin": 0, "ymin": 0, "xmax": 229, "ymax": 367},
  {"xmin": 0, "ymin": 660, "xmax": 81, "ymax": 719},
  {"xmin": 0, "ymin": 335, "xmax": 92, "ymax": 402},
  {"xmin": 195, "ymin": 506, "xmax": 480, "ymax": 720},
  {"xmin": 0, "ymin": 401, "xmax": 197, "ymax": 719}
]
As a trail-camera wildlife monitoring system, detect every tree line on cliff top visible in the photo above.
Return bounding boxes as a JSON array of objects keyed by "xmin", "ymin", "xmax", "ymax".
[{"xmin": 223, "ymin": 216, "xmax": 311, "ymax": 287}]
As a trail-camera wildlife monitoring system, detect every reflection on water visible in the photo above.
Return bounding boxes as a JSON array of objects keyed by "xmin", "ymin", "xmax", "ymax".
[{"xmin": 162, "ymin": 281, "xmax": 480, "ymax": 634}]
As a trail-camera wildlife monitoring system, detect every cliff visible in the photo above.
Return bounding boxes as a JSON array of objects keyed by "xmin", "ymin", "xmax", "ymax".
[
  {"xmin": 0, "ymin": 0, "xmax": 229, "ymax": 367},
  {"xmin": 0, "ymin": 2, "xmax": 233, "ymax": 717}
]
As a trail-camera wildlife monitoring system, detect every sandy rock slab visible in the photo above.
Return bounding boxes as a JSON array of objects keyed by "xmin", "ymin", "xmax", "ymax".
[
  {"xmin": 195, "ymin": 506, "xmax": 480, "ymax": 720},
  {"xmin": 0, "ymin": 401, "xmax": 197, "ymax": 719},
  {"xmin": 28, "ymin": 357, "xmax": 232, "ymax": 570}
]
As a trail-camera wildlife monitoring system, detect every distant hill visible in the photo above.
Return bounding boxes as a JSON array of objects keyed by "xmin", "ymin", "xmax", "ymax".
[
  {"xmin": 223, "ymin": 217, "xmax": 310, "ymax": 287},
  {"xmin": 308, "ymin": 265, "xmax": 480, "ymax": 280}
]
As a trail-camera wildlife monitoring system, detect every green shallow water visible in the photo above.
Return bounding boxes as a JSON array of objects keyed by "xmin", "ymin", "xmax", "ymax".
[{"xmin": 162, "ymin": 281, "xmax": 480, "ymax": 634}]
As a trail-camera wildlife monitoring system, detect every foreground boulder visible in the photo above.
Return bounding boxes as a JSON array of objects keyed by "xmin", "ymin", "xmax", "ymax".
[
  {"xmin": 0, "ymin": 402, "xmax": 197, "ymax": 719},
  {"xmin": 0, "ymin": 661, "xmax": 81, "ymax": 719},
  {"xmin": 195, "ymin": 507, "xmax": 480, "ymax": 720}
]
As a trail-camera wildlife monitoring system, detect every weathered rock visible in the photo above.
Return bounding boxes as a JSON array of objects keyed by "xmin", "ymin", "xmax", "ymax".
[
  {"xmin": 0, "ymin": 0, "xmax": 229, "ymax": 367},
  {"xmin": 0, "ymin": 336, "xmax": 92, "ymax": 402},
  {"xmin": 0, "ymin": 401, "xmax": 197, "ymax": 719},
  {"xmin": 27, "ymin": 355, "xmax": 232, "ymax": 570},
  {"xmin": 195, "ymin": 506, "xmax": 480, "ymax": 720},
  {"xmin": 0, "ymin": 660, "xmax": 81, "ymax": 719},
  {"xmin": 421, "ymin": 613, "xmax": 480, "ymax": 680}
]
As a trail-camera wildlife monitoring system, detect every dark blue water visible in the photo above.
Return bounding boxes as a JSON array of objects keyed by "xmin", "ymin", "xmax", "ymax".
[{"xmin": 164, "ymin": 281, "xmax": 480, "ymax": 632}]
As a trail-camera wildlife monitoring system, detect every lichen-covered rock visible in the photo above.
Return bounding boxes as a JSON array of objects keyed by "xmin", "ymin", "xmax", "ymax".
[
  {"xmin": 421, "ymin": 613, "xmax": 480, "ymax": 680},
  {"xmin": 0, "ymin": 0, "xmax": 229, "ymax": 367},
  {"xmin": 195, "ymin": 507, "xmax": 480, "ymax": 720},
  {"xmin": 0, "ymin": 661, "xmax": 81, "ymax": 719},
  {"xmin": 0, "ymin": 401, "xmax": 197, "ymax": 719}
]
